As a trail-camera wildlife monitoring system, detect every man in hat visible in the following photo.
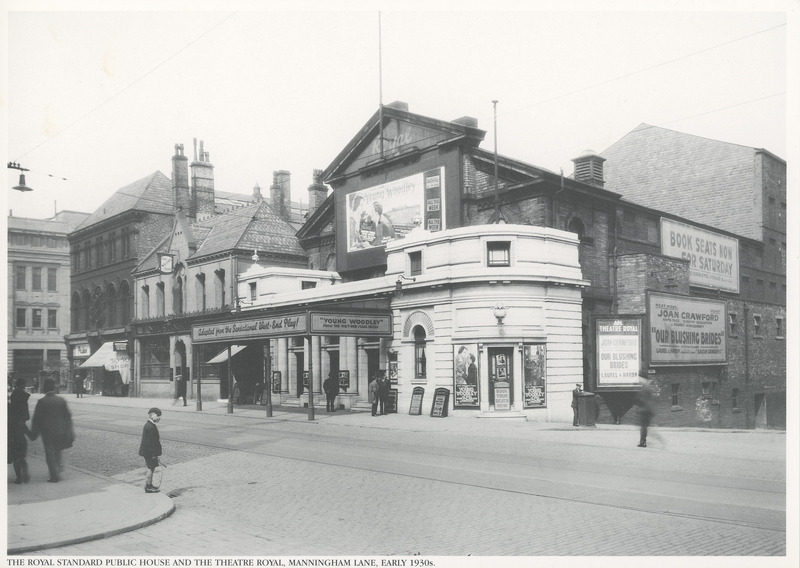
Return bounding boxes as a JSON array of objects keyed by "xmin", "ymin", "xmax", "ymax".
[
  {"xmin": 30, "ymin": 378, "xmax": 74, "ymax": 482},
  {"xmin": 571, "ymin": 383, "xmax": 582, "ymax": 426},
  {"xmin": 138, "ymin": 407, "xmax": 166, "ymax": 493}
]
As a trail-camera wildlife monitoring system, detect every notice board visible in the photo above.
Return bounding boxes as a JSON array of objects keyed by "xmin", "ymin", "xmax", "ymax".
[
  {"xmin": 409, "ymin": 387, "xmax": 425, "ymax": 415},
  {"xmin": 430, "ymin": 387, "xmax": 450, "ymax": 418},
  {"xmin": 387, "ymin": 388, "xmax": 398, "ymax": 414}
]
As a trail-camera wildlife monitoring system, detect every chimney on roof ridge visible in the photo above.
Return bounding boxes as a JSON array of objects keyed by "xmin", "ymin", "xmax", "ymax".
[
  {"xmin": 252, "ymin": 183, "xmax": 263, "ymax": 203},
  {"xmin": 191, "ymin": 140, "xmax": 215, "ymax": 222},
  {"xmin": 271, "ymin": 170, "xmax": 291, "ymax": 220},
  {"xmin": 307, "ymin": 169, "xmax": 327, "ymax": 217},
  {"xmin": 571, "ymin": 149, "xmax": 606, "ymax": 188},
  {"xmin": 172, "ymin": 143, "xmax": 191, "ymax": 213}
]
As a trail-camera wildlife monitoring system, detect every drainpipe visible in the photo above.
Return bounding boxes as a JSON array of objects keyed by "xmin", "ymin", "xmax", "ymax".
[{"xmin": 743, "ymin": 302, "xmax": 750, "ymax": 428}]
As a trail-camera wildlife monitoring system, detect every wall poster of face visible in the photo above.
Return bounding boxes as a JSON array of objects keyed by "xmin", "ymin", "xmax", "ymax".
[
  {"xmin": 523, "ymin": 344, "xmax": 547, "ymax": 408},
  {"xmin": 454, "ymin": 344, "xmax": 479, "ymax": 407}
]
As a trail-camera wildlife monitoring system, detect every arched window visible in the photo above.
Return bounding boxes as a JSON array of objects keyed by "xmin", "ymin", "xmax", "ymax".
[
  {"xmin": 414, "ymin": 326, "xmax": 427, "ymax": 379},
  {"xmin": 196, "ymin": 273, "xmax": 206, "ymax": 312},
  {"xmin": 567, "ymin": 216, "xmax": 586, "ymax": 238},
  {"xmin": 214, "ymin": 269, "xmax": 226, "ymax": 309},
  {"xmin": 141, "ymin": 285, "xmax": 150, "ymax": 319},
  {"xmin": 105, "ymin": 283, "xmax": 117, "ymax": 327},
  {"xmin": 71, "ymin": 292, "xmax": 82, "ymax": 331},
  {"xmin": 118, "ymin": 280, "xmax": 131, "ymax": 324},
  {"xmin": 173, "ymin": 271, "xmax": 184, "ymax": 316},
  {"xmin": 82, "ymin": 290, "xmax": 91, "ymax": 329},
  {"xmin": 156, "ymin": 282, "xmax": 165, "ymax": 317}
]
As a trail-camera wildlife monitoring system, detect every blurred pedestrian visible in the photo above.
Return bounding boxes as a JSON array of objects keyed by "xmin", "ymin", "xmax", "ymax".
[
  {"xmin": 571, "ymin": 383, "xmax": 582, "ymax": 426},
  {"xmin": 636, "ymin": 377, "xmax": 662, "ymax": 447},
  {"xmin": 139, "ymin": 407, "xmax": 166, "ymax": 493},
  {"xmin": 29, "ymin": 378, "xmax": 74, "ymax": 482},
  {"xmin": 76, "ymin": 376, "xmax": 84, "ymax": 398},
  {"xmin": 8, "ymin": 378, "xmax": 32, "ymax": 483},
  {"xmin": 173, "ymin": 374, "xmax": 187, "ymax": 406},
  {"xmin": 368, "ymin": 376, "xmax": 379, "ymax": 417},
  {"xmin": 378, "ymin": 373, "xmax": 390, "ymax": 415},
  {"xmin": 323, "ymin": 372, "xmax": 339, "ymax": 412}
]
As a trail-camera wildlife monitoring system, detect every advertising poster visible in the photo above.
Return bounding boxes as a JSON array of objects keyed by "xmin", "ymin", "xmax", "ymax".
[
  {"xmin": 660, "ymin": 218, "xmax": 739, "ymax": 293},
  {"xmin": 523, "ymin": 344, "xmax": 547, "ymax": 408},
  {"xmin": 596, "ymin": 318, "xmax": 642, "ymax": 386},
  {"xmin": 453, "ymin": 344, "xmax": 479, "ymax": 407},
  {"xmin": 649, "ymin": 293, "xmax": 727, "ymax": 365},
  {"xmin": 346, "ymin": 167, "xmax": 444, "ymax": 252}
]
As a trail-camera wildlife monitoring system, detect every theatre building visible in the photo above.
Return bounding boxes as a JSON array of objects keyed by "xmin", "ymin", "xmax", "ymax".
[{"xmin": 130, "ymin": 102, "xmax": 785, "ymax": 428}]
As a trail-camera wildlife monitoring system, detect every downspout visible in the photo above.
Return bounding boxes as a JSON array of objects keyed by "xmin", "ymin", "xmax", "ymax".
[{"xmin": 743, "ymin": 302, "xmax": 750, "ymax": 427}]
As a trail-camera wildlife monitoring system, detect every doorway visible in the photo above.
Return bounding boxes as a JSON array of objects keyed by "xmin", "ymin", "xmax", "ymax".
[{"xmin": 488, "ymin": 347, "xmax": 514, "ymax": 408}]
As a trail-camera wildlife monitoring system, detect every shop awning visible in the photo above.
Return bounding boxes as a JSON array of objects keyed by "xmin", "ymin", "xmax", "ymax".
[
  {"xmin": 207, "ymin": 345, "xmax": 247, "ymax": 364},
  {"xmin": 79, "ymin": 342, "xmax": 131, "ymax": 384}
]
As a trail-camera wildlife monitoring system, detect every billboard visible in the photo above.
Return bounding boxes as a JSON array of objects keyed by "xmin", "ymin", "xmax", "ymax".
[
  {"xmin": 648, "ymin": 292, "xmax": 727, "ymax": 365},
  {"xmin": 660, "ymin": 218, "xmax": 739, "ymax": 293},
  {"xmin": 596, "ymin": 317, "xmax": 642, "ymax": 386},
  {"xmin": 346, "ymin": 168, "xmax": 444, "ymax": 252}
]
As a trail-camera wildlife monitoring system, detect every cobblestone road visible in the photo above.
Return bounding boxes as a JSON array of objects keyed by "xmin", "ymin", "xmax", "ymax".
[{"xmin": 28, "ymin": 403, "xmax": 786, "ymax": 559}]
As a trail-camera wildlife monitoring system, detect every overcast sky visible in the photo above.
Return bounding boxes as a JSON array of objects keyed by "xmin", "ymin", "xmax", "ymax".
[{"xmin": 3, "ymin": 1, "xmax": 796, "ymax": 220}]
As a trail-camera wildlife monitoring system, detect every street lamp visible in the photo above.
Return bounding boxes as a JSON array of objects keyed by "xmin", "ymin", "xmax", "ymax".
[{"xmin": 8, "ymin": 162, "xmax": 33, "ymax": 192}]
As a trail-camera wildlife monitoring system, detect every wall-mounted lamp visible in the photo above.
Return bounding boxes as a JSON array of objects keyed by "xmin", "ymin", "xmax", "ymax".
[
  {"xmin": 395, "ymin": 274, "xmax": 416, "ymax": 297},
  {"xmin": 493, "ymin": 303, "xmax": 508, "ymax": 325}
]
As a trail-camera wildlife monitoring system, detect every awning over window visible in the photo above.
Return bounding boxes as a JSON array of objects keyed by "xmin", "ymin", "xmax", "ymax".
[
  {"xmin": 207, "ymin": 345, "xmax": 247, "ymax": 364},
  {"xmin": 80, "ymin": 342, "xmax": 131, "ymax": 384}
]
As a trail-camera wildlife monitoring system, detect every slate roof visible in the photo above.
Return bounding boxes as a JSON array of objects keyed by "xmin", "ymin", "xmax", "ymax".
[
  {"xmin": 73, "ymin": 171, "xmax": 174, "ymax": 232},
  {"xmin": 601, "ymin": 124, "xmax": 762, "ymax": 240},
  {"xmin": 191, "ymin": 200, "xmax": 306, "ymax": 260},
  {"xmin": 7, "ymin": 211, "xmax": 89, "ymax": 234}
]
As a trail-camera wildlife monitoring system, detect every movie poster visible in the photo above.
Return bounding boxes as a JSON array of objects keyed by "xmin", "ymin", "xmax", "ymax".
[{"xmin": 454, "ymin": 344, "xmax": 479, "ymax": 407}]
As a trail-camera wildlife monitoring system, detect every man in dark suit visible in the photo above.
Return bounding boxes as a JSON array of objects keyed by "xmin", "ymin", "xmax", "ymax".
[
  {"xmin": 571, "ymin": 383, "xmax": 582, "ymax": 427},
  {"xmin": 139, "ymin": 407, "xmax": 166, "ymax": 493},
  {"xmin": 323, "ymin": 372, "xmax": 339, "ymax": 412},
  {"xmin": 30, "ymin": 378, "xmax": 74, "ymax": 482}
]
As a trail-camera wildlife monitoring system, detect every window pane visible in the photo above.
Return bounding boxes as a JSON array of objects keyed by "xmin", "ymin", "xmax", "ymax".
[
  {"xmin": 16, "ymin": 308, "xmax": 26, "ymax": 327},
  {"xmin": 32, "ymin": 267, "xmax": 42, "ymax": 290},
  {"xmin": 48, "ymin": 309, "xmax": 58, "ymax": 328},
  {"xmin": 48, "ymin": 267, "xmax": 57, "ymax": 291},
  {"xmin": 16, "ymin": 266, "xmax": 26, "ymax": 290},
  {"xmin": 487, "ymin": 242, "xmax": 510, "ymax": 267},
  {"xmin": 32, "ymin": 309, "xmax": 42, "ymax": 328}
]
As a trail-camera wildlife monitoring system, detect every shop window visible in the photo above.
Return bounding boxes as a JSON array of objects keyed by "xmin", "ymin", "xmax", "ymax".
[
  {"xmin": 409, "ymin": 251, "xmax": 422, "ymax": 276},
  {"xmin": 48, "ymin": 309, "xmax": 57, "ymax": 329},
  {"xmin": 728, "ymin": 313, "xmax": 737, "ymax": 336},
  {"xmin": 47, "ymin": 267, "xmax": 57, "ymax": 292},
  {"xmin": 775, "ymin": 317, "xmax": 784, "ymax": 339},
  {"xmin": 414, "ymin": 326, "xmax": 427, "ymax": 379},
  {"xmin": 487, "ymin": 241, "xmax": 511, "ymax": 267},
  {"xmin": 32, "ymin": 308, "xmax": 42, "ymax": 329},
  {"xmin": 753, "ymin": 314, "xmax": 762, "ymax": 337},
  {"xmin": 671, "ymin": 383, "xmax": 682, "ymax": 410},
  {"xmin": 15, "ymin": 266, "xmax": 26, "ymax": 290},
  {"xmin": 16, "ymin": 308, "xmax": 26, "ymax": 328},
  {"xmin": 732, "ymin": 388, "xmax": 740, "ymax": 411}
]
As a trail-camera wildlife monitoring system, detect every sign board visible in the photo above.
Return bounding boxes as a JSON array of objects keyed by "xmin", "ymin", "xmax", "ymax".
[
  {"xmin": 454, "ymin": 344, "xmax": 480, "ymax": 408},
  {"xmin": 309, "ymin": 313, "xmax": 392, "ymax": 337},
  {"xmin": 387, "ymin": 388, "xmax": 398, "ymax": 414},
  {"xmin": 271, "ymin": 371, "xmax": 281, "ymax": 394},
  {"xmin": 113, "ymin": 341, "xmax": 128, "ymax": 352},
  {"xmin": 648, "ymin": 292, "xmax": 727, "ymax": 365},
  {"xmin": 73, "ymin": 344, "xmax": 91, "ymax": 358},
  {"xmin": 337, "ymin": 370, "xmax": 350, "ymax": 391},
  {"xmin": 409, "ymin": 387, "xmax": 425, "ymax": 415},
  {"xmin": 660, "ymin": 218, "xmax": 739, "ymax": 293},
  {"xmin": 430, "ymin": 388, "xmax": 450, "ymax": 418},
  {"xmin": 596, "ymin": 317, "xmax": 642, "ymax": 386},
  {"xmin": 302, "ymin": 371, "xmax": 310, "ymax": 389},
  {"xmin": 192, "ymin": 314, "xmax": 306, "ymax": 343},
  {"xmin": 494, "ymin": 383, "xmax": 511, "ymax": 411},
  {"xmin": 523, "ymin": 344, "xmax": 547, "ymax": 408}
]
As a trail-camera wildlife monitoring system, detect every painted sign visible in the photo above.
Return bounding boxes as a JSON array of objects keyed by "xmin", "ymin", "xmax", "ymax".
[
  {"xmin": 494, "ymin": 383, "xmax": 511, "ymax": 411},
  {"xmin": 346, "ymin": 168, "xmax": 445, "ymax": 252},
  {"xmin": 271, "ymin": 371, "xmax": 281, "ymax": 394},
  {"xmin": 430, "ymin": 387, "xmax": 450, "ymax": 417},
  {"xmin": 523, "ymin": 344, "xmax": 547, "ymax": 408},
  {"xmin": 309, "ymin": 313, "xmax": 392, "ymax": 337},
  {"xmin": 596, "ymin": 318, "xmax": 642, "ymax": 386},
  {"xmin": 338, "ymin": 370, "xmax": 350, "ymax": 391},
  {"xmin": 192, "ymin": 314, "xmax": 307, "ymax": 343},
  {"xmin": 409, "ymin": 386, "xmax": 425, "ymax": 415},
  {"xmin": 73, "ymin": 344, "xmax": 90, "ymax": 358},
  {"xmin": 113, "ymin": 341, "xmax": 128, "ymax": 352},
  {"xmin": 454, "ymin": 344, "xmax": 480, "ymax": 407},
  {"xmin": 660, "ymin": 218, "xmax": 739, "ymax": 293},
  {"xmin": 648, "ymin": 293, "xmax": 727, "ymax": 365}
]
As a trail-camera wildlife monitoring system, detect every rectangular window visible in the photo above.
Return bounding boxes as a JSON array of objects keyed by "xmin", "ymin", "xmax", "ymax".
[
  {"xmin": 48, "ymin": 309, "xmax": 58, "ymax": 329},
  {"xmin": 15, "ymin": 266, "xmax": 26, "ymax": 290},
  {"xmin": 728, "ymin": 313, "xmax": 737, "ymax": 335},
  {"xmin": 409, "ymin": 251, "xmax": 422, "ymax": 276},
  {"xmin": 671, "ymin": 383, "xmax": 681, "ymax": 408},
  {"xmin": 249, "ymin": 282, "xmax": 258, "ymax": 300},
  {"xmin": 47, "ymin": 267, "xmax": 57, "ymax": 292},
  {"xmin": 141, "ymin": 286, "xmax": 150, "ymax": 319},
  {"xmin": 32, "ymin": 267, "xmax": 42, "ymax": 291},
  {"xmin": 732, "ymin": 388, "xmax": 740, "ymax": 410},
  {"xmin": 776, "ymin": 317, "xmax": 784, "ymax": 339},
  {"xmin": 753, "ymin": 314, "xmax": 762, "ymax": 337},
  {"xmin": 487, "ymin": 241, "xmax": 511, "ymax": 267},
  {"xmin": 16, "ymin": 308, "xmax": 26, "ymax": 328},
  {"xmin": 300, "ymin": 281, "xmax": 317, "ymax": 290},
  {"xmin": 32, "ymin": 308, "xmax": 42, "ymax": 328}
]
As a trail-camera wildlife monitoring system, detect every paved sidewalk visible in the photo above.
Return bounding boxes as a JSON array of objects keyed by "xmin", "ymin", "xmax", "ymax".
[{"xmin": 6, "ymin": 393, "xmax": 786, "ymax": 555}]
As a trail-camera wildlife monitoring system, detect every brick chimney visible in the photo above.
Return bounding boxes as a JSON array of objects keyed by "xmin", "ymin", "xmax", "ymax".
[
  {"xmin": 252, "ymin": 183, "xmax": 263, "ymax": 203},
  {"xmin": 572, "ymin": 150, "xmax": 606, "ymax": 188},
  {"xmin": 307, "ymin": 169, "xmax": 327, "ymax": 216},
  {"xmin": 172, "ymin": 143, "xmax": 191, "ymax": 212},
  {"xmin": 270, "ymin": 170, "xmax": 291, "ymax": 219},
  {"xmin": 190, "ymin": 139, "xmax": 215, "ymax": 222}
]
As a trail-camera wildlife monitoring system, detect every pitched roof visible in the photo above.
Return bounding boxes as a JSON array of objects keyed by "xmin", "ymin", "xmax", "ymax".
[
  {"xmin": 73, "ymin": 171, "xmax": 174, "ymax": 232},
  {"xmin": 601, "ymin": 124, "xmax": 760, "ymax": 240},
  {"xmin": 191, "ymin": 200, "xmax": 306, "ymax": 260}
]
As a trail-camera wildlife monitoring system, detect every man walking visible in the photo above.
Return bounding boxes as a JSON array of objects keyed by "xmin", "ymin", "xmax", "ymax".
[
  {"xmin": 139, "ymin": 407, "xmax": 166, "ymax": 493},
  {"xmin": 30, "ymin": 378, "xmax": 74, "ymax": 483},
  {"xmin": 571, "ymin": 383, "xmax": 582, "ymax": 426}
]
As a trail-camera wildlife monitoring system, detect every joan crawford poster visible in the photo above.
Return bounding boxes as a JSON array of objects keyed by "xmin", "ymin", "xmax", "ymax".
[
  {"xmin": 454, "ymin": 344, "xmax": 479, "ymax": 407},
  {"xmin": 346, "ymin": 168, "xmax": 444, "ymax": 252}
]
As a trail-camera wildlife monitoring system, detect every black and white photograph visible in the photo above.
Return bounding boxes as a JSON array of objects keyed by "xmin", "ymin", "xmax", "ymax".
[{"xmin": 4, "ymin": 1, "xmax": 796, "ymax": 566}]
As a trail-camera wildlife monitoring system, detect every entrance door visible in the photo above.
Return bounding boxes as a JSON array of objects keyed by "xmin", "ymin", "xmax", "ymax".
[
  {"xmin": 488, "ymin": 347, "xmax": 514, "ymax": 408},
  {"xmin": 366, "ymin": 348, "xmax": 379, "ymax": 382}
]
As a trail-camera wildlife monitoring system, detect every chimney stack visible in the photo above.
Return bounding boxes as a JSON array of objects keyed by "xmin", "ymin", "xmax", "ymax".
[
  {"xmin": 307, "ymin": 169, "xmax": 327, "ymax": 216},
  {"xmin": 252, "ymin": 183, "xmax": 263, "ymax": 203},
  {"xmin": 571, "ymin": 150, "xmax": 606, "ymax": 188},
  {"xmin": 191, "ymin": 140, "xmax": 215, "ymax": 221},
  {"xmin": 172, "ymin": 143, "xmax": 191, "ymax": 212},
  {"xmin": 271, "ymin": 170, "xmax": 291, "ymax": 219}
]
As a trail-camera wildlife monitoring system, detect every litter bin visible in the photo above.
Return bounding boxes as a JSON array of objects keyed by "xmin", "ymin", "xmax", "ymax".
[{"xmin": 577, "ymin": 391, "xmax": 597, "ymax": 427}]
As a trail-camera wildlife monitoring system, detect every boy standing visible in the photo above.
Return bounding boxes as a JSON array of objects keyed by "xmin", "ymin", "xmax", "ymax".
[{"xmin": 138, "ymin": 407, "xmax": 166, "ymax": 493}]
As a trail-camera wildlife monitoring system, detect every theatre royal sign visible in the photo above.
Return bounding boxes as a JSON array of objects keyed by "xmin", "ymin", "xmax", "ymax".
[{"xmin": 192, "ymin": 311, "xmax": 392, "ymax": 344}]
